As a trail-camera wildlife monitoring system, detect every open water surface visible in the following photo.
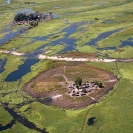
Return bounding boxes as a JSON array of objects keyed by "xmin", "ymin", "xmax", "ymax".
[
  {"xmin": 0, "ymin": 58, "xmax": 7, "ymax": 73},
  {"xmin": 7, "ymin": 0, "xmax": 11, "ymax": 4},
  {"xmin": 120, "ymin": 38, "xmax": 133, "ymax": 48},
  {"xmin": 1, "ymin": 22, "xmax": 130, "ymax": 82},
  {"xmin": 0, "ymin": 28, "xmax": 25, "ymax": 46},
  {"xmin": 5, "ymin": 59, "xmax": 40, "ymax": 82},
  {"xmin": 0, "ymin": 103, "xmax": 48, "ymax": 133}
]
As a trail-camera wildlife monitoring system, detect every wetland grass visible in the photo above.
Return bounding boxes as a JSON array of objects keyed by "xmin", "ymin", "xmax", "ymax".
[{"xmin": 0, "ymin": 0, "xmax": 133, "ymax": 132}]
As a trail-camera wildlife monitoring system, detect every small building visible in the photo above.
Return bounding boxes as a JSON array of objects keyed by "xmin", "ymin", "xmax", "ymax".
[{"xmin": 68, "ymin": 80, "xmax": 102, "ymax": 97}]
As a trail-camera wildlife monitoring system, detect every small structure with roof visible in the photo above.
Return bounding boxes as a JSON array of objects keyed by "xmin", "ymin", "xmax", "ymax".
[{"xmin": 68, "ymin": 81, "xmax": 102, "ymax": 97}]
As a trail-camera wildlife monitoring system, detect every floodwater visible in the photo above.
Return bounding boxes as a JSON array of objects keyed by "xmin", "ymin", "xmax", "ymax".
[
  {"xmin": 66, "ymin": 12, "xmax": 76, "ymax": 15},
  {"xmin": 3, "ymin": 22, "xmax": 87, "ymax": 81},
  {"xmin": 51, "ymin": 22, "xmax": 85, "ymax": 53},
  {"xmin": 21, "ymin": 22, "xmax": 85, "ymax": 55},
  {"xmin": 54, "ymin": 6, "xmax": 61, "ymax": 9},
  {"xmin": 52, "ymin": 14, "xmax": 59, "ymax": 19},
  {"xmin": 93, "ymin": 2, "xmax": 106, "ymax": 5},
  {"xmin": 7, "ymin": 0, "xmax": 11, "ymax": 4},
  {"xmin": 0, "ymin": 21, "xmax": 124, "ymax": 60},
  {"xmin": 16, "ymin": 9, "xmax": 35, "ymax": 15},
  {"xmin": 97, "ymin": 46, "xmax": 116, "ymax": 50},
  {"xmin": 0, "ymin": 103, "xmax": 48, "ymax": 133},
  {"xmin": 87, "ymin": 29, "xmax": 122, "ymax": 46},
  {"xmin": 120, "ymin": 38, "xmax": 133, "ymax": 48},
  {"xmin": 98, "ymin": 37, "xmax": 133, "ymax": 50},
  {"xmin": 33, "ymin": 22, "xmax": 86, "ymax": 54},
  {"xmin": 102, "ymin": 20, "xmax": 114, "ymax": 24},
  {"xmin": 0, "ymin": 58, "xmax": 7, "ymax": 73},
  {"xmin": 19, "ymin": 33, "xmax": 53, "ymax": 54},
  {"xmin": 0, "ymin": 119, "xmax": 15, "ymax": 131},
  {"xmin": 0, "ymin": 28, "xmax": 25, "ymax": 46},
  {"xmin": 5, "ymin": 59, "xmax": 40, "ymax": 82},
  {"xmin": 89, "ymin": 2, "xmax": 106, "ymax": 6},
  {"xmin": 0, "ymin": 19, "xmax": 122, "ymax": 56},
  {"xmin": 0, "ymin": 22, "xmax": 125, "ymax": 81}
]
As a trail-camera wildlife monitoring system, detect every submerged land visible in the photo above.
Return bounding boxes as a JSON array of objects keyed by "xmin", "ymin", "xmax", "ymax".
[{"xmin": 0, "ymin": 0, "xmax": 133, "ymax": 133}]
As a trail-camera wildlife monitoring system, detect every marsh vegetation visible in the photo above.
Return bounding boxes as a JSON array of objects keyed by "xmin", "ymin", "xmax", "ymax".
[{"xmin": 0, "ymin": 0, "xmax": 133, "ymax": 133}]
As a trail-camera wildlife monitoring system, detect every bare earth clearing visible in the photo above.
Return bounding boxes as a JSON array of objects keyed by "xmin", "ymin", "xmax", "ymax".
[{"xmin": 24, "ymin": 62, "xmax": 117, "ymax": 109}]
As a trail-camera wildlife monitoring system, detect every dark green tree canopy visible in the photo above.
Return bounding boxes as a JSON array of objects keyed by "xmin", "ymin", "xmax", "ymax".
[
  {"xmin": 94, "ymin": 81, "xmax": 103, "ymax": 88},
  {"xmin": 14, "ymin": 12, "xmax": 52, "ymax": 22},
  {"xmin": 75, "ymin": 77, "xmax": 82, "ymax": 86}
]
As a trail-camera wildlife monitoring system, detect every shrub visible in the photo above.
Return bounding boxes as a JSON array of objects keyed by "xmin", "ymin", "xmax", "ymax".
[
  {"xmin": 94, "ymin": 81, "xmax": 103, "ymax": 88},
  {"xmin": 75, "ymin": 77, "xmax": 82, "ymax": 86}
]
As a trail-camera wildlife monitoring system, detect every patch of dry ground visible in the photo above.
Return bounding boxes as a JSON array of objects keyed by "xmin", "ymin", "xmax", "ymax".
[
  {"xmin": 24, "ymin": 61, "xmax": 117, "ymax": 109},
  {"xmin": 58, "ymin": 51, "xmax": 97, "ymax": 58}
]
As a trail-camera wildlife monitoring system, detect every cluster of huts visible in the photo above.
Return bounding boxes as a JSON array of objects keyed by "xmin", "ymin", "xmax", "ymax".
[
  {"xmin": 68, "ymin": 81, "xmax": 99, "ymax": 97},
  {"xmin": 13, "ymin": 12, "xmax": 53, "ymax": 25}
]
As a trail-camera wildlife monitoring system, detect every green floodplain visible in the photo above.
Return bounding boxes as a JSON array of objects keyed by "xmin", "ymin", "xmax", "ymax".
[{"xmin": 0, "ymin": 0, "xmax": 133, "ymax": 133}]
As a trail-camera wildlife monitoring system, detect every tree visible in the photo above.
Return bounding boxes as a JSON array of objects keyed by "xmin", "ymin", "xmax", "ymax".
[
  {"xmin": 94, "ymin": 81, "xmax": 103, "ymax": 88},
  {"xmin": 29, "ymin": 21, "xmax": 38, "ymax": 27},
  {"xmin": 98, "ymin": 82, "xmax": 103, "ymax": 88},
  {"xmin": 14, "ymin": 13, "xmax": 27, "ymax": 22},
  {"xmin": 75, "ymin": 77, "xmax": 82, "ymax": 86},
  {"xmin": 49, "ymin": 12, "xmax": 52, "ymax": 15}
]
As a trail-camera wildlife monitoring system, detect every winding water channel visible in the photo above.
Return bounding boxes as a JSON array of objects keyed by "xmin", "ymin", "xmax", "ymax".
[
  {"xmin": 5, "ymin": 59, "xmax": 40, "ymax": 82},
  {"xmin": 21, "ymin": 21, "xmax": 86, "ymax": 54},
  {"xmin": 0, "ymin": 102, "xmax": 48, "ymax": 133},
  {"xmin": 0, "ymin": 58, "xmax": 7, "ymax": 73},
  {"xmin": 0, "ymin": 28, "xmax": 25, "ymax": 46}
]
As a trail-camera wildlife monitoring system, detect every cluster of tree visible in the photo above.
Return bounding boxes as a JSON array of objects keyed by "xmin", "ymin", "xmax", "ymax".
[
  {"xmin": 14, "ymin": 12, "xmax": 52, "ymax": 22},
  {"xmin": 29, "ymin": 21, "xmax": 38, "ymax": 27},
  {"xmin": 94, "ymin": 81, "xmax": 103, "ymax": 88},
  {"xmin": 75, "ymin": 77, "xmax": 82, "ymax": 86},
  {"xmin": 75, "ymin": 77, "xmax": 103, "ymax": 88}
]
